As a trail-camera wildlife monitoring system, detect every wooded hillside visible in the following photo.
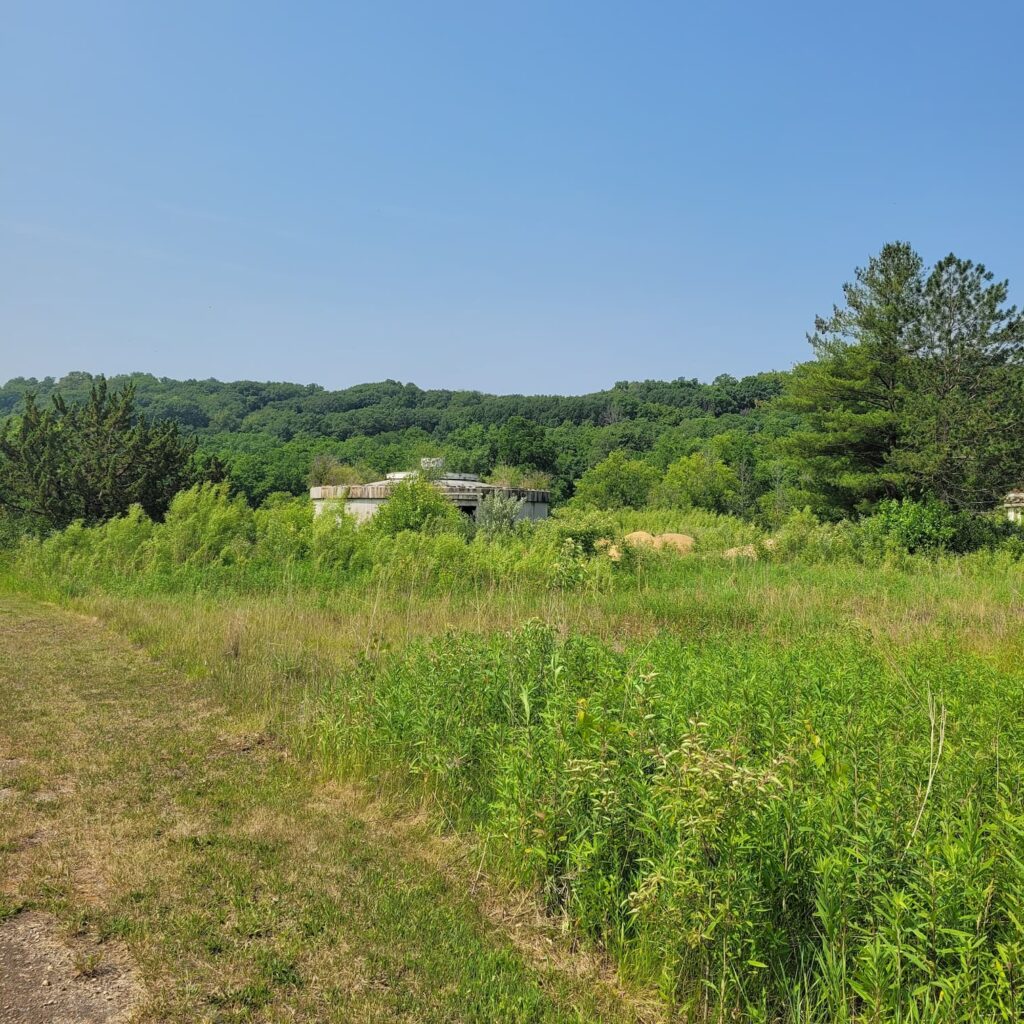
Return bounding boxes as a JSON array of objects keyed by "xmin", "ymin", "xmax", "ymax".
[{"xmin": 0, "ymin": 370, "xmax": 789, "ymax": 503}]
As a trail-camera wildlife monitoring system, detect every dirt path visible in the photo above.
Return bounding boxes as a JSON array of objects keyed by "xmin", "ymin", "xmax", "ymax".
[{"xmin": 0, "ymin": 593, "xmax": 644, "ymax": 1023}]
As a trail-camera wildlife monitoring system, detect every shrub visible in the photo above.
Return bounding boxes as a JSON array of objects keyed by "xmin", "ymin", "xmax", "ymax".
[
  {"xmin": 252, "ymin": 495, "xmax": 314, "ymax": 564},
  {"xmin": 368, "ymin": 477, "xmax": 466, "ymax": 537},
  {"xmin": 311, "ymin": 509, "xmax": 367, "ymax": 575},
  {"xmin": 772, "ymin": 507, "xmax": 860, "ymax": 562},
  {"xmin": 485, "ymin": 464, "xmax": 553, "ymax": 491},
  {"xmin": 475, "ymin": 492, "xmax": 525, "ymax": 538},
  {"xmin": 866, "ymin": 498, "xmax": 1017, "ymax": 554},
  {"xmin": 307, "ymin": 454, "xmax": 365, "ymax": 487},
  {"xmin": 545, "ymin": 507, "xmax": 617, "ymax": 555},
  {"xmin": 150, "ymin": 483, "xmax": 255, "ymax": 568},
  {"xmin": 88, "ymin": 504, "xmax": 155, "ymax": 574},
  {"xmin": 869, "ymin": 499, "xmax": 958, "ymax": 553}
]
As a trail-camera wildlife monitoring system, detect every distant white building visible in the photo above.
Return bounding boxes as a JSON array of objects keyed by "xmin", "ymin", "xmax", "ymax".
[
  {"xmin": 311, "ymin": 460, "xmax": 550, "ymax": 524},
  {"xmin": 1003, "ymin": 490, "xmax": 1024, "ymax": 523}
]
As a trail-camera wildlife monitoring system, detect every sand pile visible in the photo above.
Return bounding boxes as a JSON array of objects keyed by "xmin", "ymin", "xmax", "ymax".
[{"xmin": 620, "ymin": 531, "xmax": 695, "ymax": 554}]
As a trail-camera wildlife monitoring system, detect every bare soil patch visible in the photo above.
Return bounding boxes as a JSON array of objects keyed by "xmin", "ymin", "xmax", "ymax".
[{"xmin": 0, "ymin": 911, "xmax": 141, "ymax": 1023}]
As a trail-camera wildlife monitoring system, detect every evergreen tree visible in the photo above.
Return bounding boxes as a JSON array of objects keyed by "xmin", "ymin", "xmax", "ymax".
[
  {"xmin": 0, "ymin": 380, "xmax": 200, "ymax": 532},
  {"xmin": 898, "ymin": 254, "xmax": 1024, "ymax": 509},
  {"xmin": 781, "ymin": 244, "xmax": 1024, "ymax": 516},
  {"xmin": 781, "ymin": 242, "xmax": 923, "ymax": 516}
]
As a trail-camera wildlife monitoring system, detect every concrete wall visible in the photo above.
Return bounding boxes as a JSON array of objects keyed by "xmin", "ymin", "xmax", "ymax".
[
  {"xmin": 343, "ymin": 496, "xmax": 550, "ymax": 523},
  {"xmin": 311, "ymin": 498, "xmax": 344, "ymax": 519},
  {"xmin": 311, "ymin": 485, "xmax": 549, "ymax": 524},
  {"xmin": 344, "ymin": 498, "xmax": 385, "ymax": 524},
  {"xmin": 517, "ymin": 500, "xmax": 548, "ymax": 522}
]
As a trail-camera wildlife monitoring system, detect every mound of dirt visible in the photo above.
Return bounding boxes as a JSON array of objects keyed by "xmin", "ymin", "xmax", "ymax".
[
  {"xmin": 724, "ymin": 539, "xmax": 778, "ymax": 560},
  {"xmin": 724, "ymin": 544, "xmax": 758, "ymax": 560},
  {"xmin": 0, "ymin": 911, "xmax": 141, "ymax": 1023},
  {"xmin": 652, "ymin": 533, "xmax": 695, "ymax": 554},
  {"xmin": 594, "ymin": 538, "xmax": 622, "ymax": 561},
  {"xmin": 623, "ymin": 530, "xmax": 656, "ymax": 548}
]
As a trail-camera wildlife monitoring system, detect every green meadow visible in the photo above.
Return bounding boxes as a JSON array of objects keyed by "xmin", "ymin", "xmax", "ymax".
[{"xmin": 6, "ymin": 485, "xmax": 1024, "ymax": 1022}]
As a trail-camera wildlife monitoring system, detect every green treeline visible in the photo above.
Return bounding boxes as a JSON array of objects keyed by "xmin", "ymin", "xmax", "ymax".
[
  {"xmin": 0, "ymin": 368, "xmax": 787, "ymax": 505},
  {"xmin": 1, "ymin": 241, "xmax": 1022, "ymax": 533}
]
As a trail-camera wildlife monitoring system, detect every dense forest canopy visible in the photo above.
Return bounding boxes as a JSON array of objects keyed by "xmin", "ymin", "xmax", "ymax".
[{"xmin": 0, "ymin": 369, "xmax": 790, "ymax": 504}]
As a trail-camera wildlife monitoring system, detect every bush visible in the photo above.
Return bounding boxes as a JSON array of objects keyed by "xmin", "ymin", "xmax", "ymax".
[
  {"xmin": 368, "ymin": 477, "xmax": 466, "ymax": 537},
  {"xmin": 252, "ymin": 494, "xmax": 314, "ymax": 564},
  {"xmin": 475, "ymin": 492, "xmax": 525, "ymax": 538},
  {"xmin": 484, "ymin": 464, "xmax": 553, "ymax": 491},
  {"xmin": 866, "ymin": 498, "xmax": 1018, "ymax": 554},
  {"xmin": 311, "ymin": 509, "xmax": 366, "ymax": 575},
  {"xmin": 545, "ymin": 507, "xmax": 617, "ymax": 555},
  {"xmin": 771, "ymin": 508, "xmax": 861, "ymax": 562},
  {"xmin": 307, "ymin": 454, "xmax": 365, "ymax": 487},
  {"xmin": 149, "ymin": 483, "xmax": 255, "ymax": 569}
]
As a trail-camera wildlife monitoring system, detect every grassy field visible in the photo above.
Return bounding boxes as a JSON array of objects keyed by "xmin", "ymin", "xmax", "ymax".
[
  {"xmin": 5, "ymin": 495, "xmax": 1024, "ymax": 1021},
  {"xmin": 0, "ymin": 589, "xmax": 649, "ymax": 1022}
]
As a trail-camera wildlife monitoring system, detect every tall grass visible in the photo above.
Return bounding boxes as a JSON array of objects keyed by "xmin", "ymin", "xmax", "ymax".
[
  {"xmin": 15, "ymin": 481, "xmax": 1014, "ymax": 600},
  {"xmin": 316, "ymin": 623, "xmax": 1024, "ymax": 1022}
]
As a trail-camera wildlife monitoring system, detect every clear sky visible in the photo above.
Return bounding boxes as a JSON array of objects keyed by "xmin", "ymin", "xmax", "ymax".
[{"xmin": 3, "ymin": 1, "xmax": 1022, "ymax": 394}]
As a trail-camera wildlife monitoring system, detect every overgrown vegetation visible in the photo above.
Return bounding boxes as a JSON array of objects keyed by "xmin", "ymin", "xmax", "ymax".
[
  {"xmin": 4, "ymin": 245, "xmax": 1020, "ymax": 525},
  {"xmin": 8, "ymin": 493, "xmax": 1024, "ymax": 1021},
  {"xmin": 0, "ymin": 368, "xmax": 785, "ymax": 506},
  {"xmin": 4, "ymin": 240, "xmax": 1024, "ymax": 1021},
  {"xmin": 321, "ymin": 623, "xmax": 1024, "ymax": 1020}
]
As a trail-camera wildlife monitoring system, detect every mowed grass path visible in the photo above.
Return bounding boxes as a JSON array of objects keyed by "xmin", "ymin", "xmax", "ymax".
[{"xmin": 0, "ymin": 593, "xmax": 647, "ymax": 1023}]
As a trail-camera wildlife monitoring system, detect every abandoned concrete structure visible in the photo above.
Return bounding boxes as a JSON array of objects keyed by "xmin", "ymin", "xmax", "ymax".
[
  {"xmin": 1003, "ymin": 490, "xmax": 1024, "ymax": 523},
  {"xmin": 311, "ymin": 460, "xmax": 550, "ymax": 524}
]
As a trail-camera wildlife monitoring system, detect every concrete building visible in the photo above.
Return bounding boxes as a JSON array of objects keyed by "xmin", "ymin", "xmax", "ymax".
[
  {"xmin": 311, "ymin": 460, "xmax": 550, "ymax": 524},
  {"xmin": 1003, "ymin": 490, "xmax": 1024, "ymax": 523}
]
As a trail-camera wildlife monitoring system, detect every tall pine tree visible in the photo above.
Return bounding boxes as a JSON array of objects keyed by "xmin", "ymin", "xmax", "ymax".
[
  {"xmin": 897, "ymin": 254, "xmax": 1024, "ymax": 509},
  {"xmin": 781, "ymin": 242, "xmax": 923, "ymax": 516},
  {"xmin": 782, "ymin": 244, "xmax": 1024, "ymax": 516}
]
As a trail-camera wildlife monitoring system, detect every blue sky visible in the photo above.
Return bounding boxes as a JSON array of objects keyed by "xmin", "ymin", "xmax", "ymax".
[{"xmin": 3, "ymin": 1, "xmax": 1022, "ymax": 394}]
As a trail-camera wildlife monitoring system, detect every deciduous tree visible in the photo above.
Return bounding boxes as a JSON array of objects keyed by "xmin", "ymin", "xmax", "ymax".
[{"xmin": 573, "ymin": 450, "xmax": 659, "ymax": 510}]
